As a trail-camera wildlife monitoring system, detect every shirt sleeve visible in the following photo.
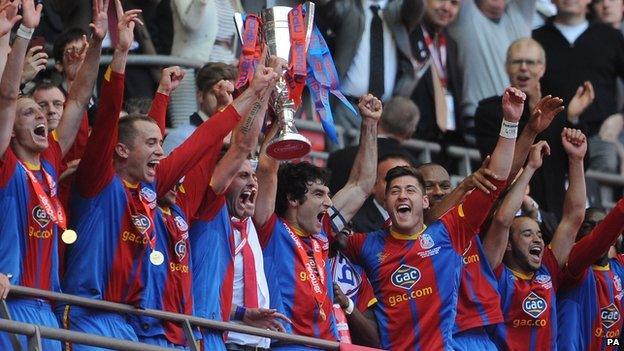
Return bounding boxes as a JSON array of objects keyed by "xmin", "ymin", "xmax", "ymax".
[
  {"xmin": 441, "ymin": 178, "xmax": 507, "ymax": 253},
  {"xmin": 343, "ymin": 233, "xmax": 368, "ymax": 266},
  {"xmin": 541, "ymin": 247, "xmax": 561, "ymax": 289},
  {"xmin": 61, "ymin": 110, "xmax": 90, "ymax": 164},
  {"xmin": 147, "ymin": 92, "xmax": 169, "ymax": 136},
  {"xmin": 355, "ymin": 271, "xmax": 377, "ymax": 312},
  {"xmin": 155, "ymin": 105, "xmax": 240, "ymax": 198},
  {"xmin": 74, "ymin": 68, "xmax": 124, "ymax": 197},
  {"xmin": 255, "ymin": 213, "xmax": 278, "ymax": 249},
  {"xmin": 0, "ymin": 148, "xmax": 17, "ymax": 188},
  {"xmin": 565, "ymin": 199, "xmax": 624, "ymax": 278}
]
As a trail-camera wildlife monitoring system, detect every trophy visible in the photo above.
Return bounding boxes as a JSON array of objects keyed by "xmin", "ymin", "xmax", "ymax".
[{"xmin": 235, "ymin": 4, "xmax": 316, "ymax": 160}]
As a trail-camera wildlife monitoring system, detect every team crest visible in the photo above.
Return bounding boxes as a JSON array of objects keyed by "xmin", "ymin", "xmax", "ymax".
[
  {"xmin": 32, "ymin": 205, "xmax": 50, "ymax": 228},
  {"xmin": 391, "ymin": 264, "xmax": 421, "ymax": 290},
  {"xmin": 419, "ymin": 233, "xmax": 435, "ymax": 250},
  {"xmin": 131, "ymin": 214, "xmax": 151, "ymax": 234},
  {"xmin": 615, "ymin": 276, "xmax": 622, "ymax": 292},
  {"xmin": 332, "ymin": 255, "xmax": 362, "ymax": 297},
  {"xmin": 174, "ymin": 216, "xmax": 188, "ymax": 232},
  {"xmin": 140, "ymin": 187, "xmax": 157, "ymax": 208},
  {"xmin": 522, "ymin": 292, "xmax": 547, "ymax": 318},
  {"xmin": 174, "ymin": 239, "xmax": 187, "ymax": 261},
  {"xmin": 601, "ymin": 303, "xmax": 621, "ymax": 329}
]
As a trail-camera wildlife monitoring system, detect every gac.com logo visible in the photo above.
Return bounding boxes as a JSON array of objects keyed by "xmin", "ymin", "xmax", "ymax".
[
  {"xmin": 522, "ymin": 292, "xmax": 547, "ymax": 318},
  {"xmin": 391, "ymin": 264, "xmax": 421, "ymax": 290},
  {"xmin": 601, "ymin": 303, "xmax": 621, "ymax": 329}
]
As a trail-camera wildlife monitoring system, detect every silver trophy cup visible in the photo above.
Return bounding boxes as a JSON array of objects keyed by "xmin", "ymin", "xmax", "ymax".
[{"xmin": 235, "ymin": 4, "xmax": 315, "ymax": 160}]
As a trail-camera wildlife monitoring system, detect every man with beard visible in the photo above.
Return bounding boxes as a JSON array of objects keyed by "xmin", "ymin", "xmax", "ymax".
[
  {"xmin": 485, "ymin": 128, "xmax": 587, "ymax": 350},
  {"xmin": 557, "ymin": 201, "xmax": 624, "ymax": 350}
]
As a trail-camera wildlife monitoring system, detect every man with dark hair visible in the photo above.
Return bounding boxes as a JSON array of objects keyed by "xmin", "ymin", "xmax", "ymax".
[
  {"xmin": 163, "ymin": 61, "xmax": 237, "ymax": 154},
  {"xmin": 338, "ymin": 87, "xmax": 522, "ymax": 350},
  {"xmin": 32, "ymin": 82, "xmax": 66, "ymax": 132},
  {"xmin": 253, "ymin": 94, "xmax": 381, "ymax": 349},
  {"xmin": 327, "ymin": 96, "xmax": 419, "ymax": 194}
]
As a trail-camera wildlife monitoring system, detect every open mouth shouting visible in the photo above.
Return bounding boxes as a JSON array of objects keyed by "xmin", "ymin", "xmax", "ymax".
[
  {"xmin": 239, "ymin": 188, "xmax": 257, "ymax": 207},
  {"xmin": 395, "ymin": 203, "xmax": 412, "ymax": 221},
  {"xmin": 146, "ymin": 159, "xmax": 160, "ymax": 177},
  {"xmin": 528, "ymin": 245, "xmax": 543, "ymax": 264}
]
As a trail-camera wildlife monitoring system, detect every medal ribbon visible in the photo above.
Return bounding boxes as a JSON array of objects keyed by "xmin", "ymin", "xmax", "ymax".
[
  {"xmin": 422, "ymin": 26, "xmax": 447, "ymax": 88},
  {"xmin": 19, "ymin": 162, "xmax": 67, "ymax": 230},
  {"xmin": 161, "ymin": 208, "xmax": 188, "ymax": 262},
  {"xmin": 283, "ymin": 222, "xmax": 328, "ymax": 316},
  {"xmin": 125, "ymin": 184, "xmax": 157, "ymax": 251},
  {"xmin": 235, "ymin": 14, "xmax": 262, "ymax": 91},
  {"xmin": 286, "ymin": 5, "xmax": 307, "ymax": 108}
]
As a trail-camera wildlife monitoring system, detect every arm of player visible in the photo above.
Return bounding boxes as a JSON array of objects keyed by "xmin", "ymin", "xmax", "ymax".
[
  {"xmin": 331, "ymin": 94, "xmax": 380, "ymax": 224},
  {"xmin": 229, "ymin": 305, "xmax": 292, "ymax": 333},
  {"xmin": 483, "ymin": 141, "xmax": 548, "ymax": 270},
  {"xmin": 507, "ymin": 95, "xmax": 564, "ymax": 182},
  {"xmin": 334, "ymin": 283, "xmax": 380, "ymax": 348},
  {"xmin": 549, "ymin": 128, "xmax": 587, "ymax": 268},
  {"xmin": 0, "ymin": 1, "xmax": 21, "ymax": 81},
  {"xmin": 156, "ymin": 56, "xmax": 278, "ymax": 197},
  {"xmin": 171, "ymin": 0, "xmax": 212, "ymax": 32},
  {"xmin": 253, "ymin": 124, "xmax": 280, "ymax": 229},
  {"xmin": 110, "ymin": 0, "xmax": 142, "ymax": 75},
  {"xmin": 565, "ymin": 198, "xmax": 624, "ymax": 277},
  {"xmin": 55, "ymin": 0, "xmax": 108, "ymax": 156},
  {"xmin": 0, "ymin": 0, "xmax": 40, "ymax": 158},
  {"xmin": 149, "ymin": 66, "xmax": 184, "ymax": 135}
]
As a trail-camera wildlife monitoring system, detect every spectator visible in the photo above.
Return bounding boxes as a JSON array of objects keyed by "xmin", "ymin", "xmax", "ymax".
[
  {"xmin": 32, "ymin": 82, "xmax": 65, "ymax": 132},
  {"xmin": 408, "ymin": 0, "xmax": 464, "ymax": 145},
  {"xmin": 449, "ymin": 0, "xmax": 536, "ymax": 137},
  {"xmin": 315, "ymin": 0, "xmax": 424, "ymax": 141},
  {"xmin": 326, "ymin": 96, "xmax": 419, "ymax": 194},
  {"xmin": 163, "ymin": 62, "xmax": 236, "ymax": 154},
  {"xmin": 474, "ymin": 38, "xmax": 593, "ymax": 219}
]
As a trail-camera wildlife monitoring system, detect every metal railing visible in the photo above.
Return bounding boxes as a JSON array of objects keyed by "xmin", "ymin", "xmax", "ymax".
[{"xmin": 0, "ymin": 285, "xmax": 341, "ymax": 351}]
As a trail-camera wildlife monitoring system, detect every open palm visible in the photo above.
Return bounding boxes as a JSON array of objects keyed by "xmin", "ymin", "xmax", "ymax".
[
  {"xmin": 502, "ymin": 87, "xmax": 526, "ymax": 123},
  {"xmin": 0, "ymin": 1, "xmax": 20, "ymax": 37},
  {"xmin": 90, "ymin": 0, "xmax": 110, "ymax": 41},
  {"xmin": 528, "ymin": 95, "xmax": 565, "ymax": 134}
]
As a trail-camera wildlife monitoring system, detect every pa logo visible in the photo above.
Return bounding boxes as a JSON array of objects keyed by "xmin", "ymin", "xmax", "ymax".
[
  {"xmin": 174, "ymin": 239, "xmax": 187, "ymax": 261},
  {"xmin": 174, "ymin": 216, "xmax": 188, "ymax": 232},
  {"xmin": 391, "ymin": 264, "xmax": 421, "ymax": 290},
  {"xmin": 601, "ymin": 303, "xmax": 621, "ymax": 329},
  {"xmin": 534, "ymin": 274, "xmax": 551, "ymax": 285},
  {"xmin": 140, "ymin": 187, "xmax": 157, "ymax": 208},
  {"xmin": 419, "ymin": 233, "xmax": 435, "ymax": 250},
  {"xmin": 615, "ymin": 276, "xmax": 622, "ymax": 293},
  {"xmin": 522, "ymin": 292, "xmax": 547, "ymax": 318},
  {"xmin": 32, "ymin": 205, "xmax": 50, "ymax": 228},
  {"xmin": 131, "ymin": 214, "xmax": 151, "ymax": 234}
]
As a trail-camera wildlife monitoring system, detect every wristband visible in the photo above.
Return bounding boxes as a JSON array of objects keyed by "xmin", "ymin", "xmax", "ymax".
[
  {"xmin": 499, "ymin": 119, "xmax": 519, "ymax": 139},
  {"xmin": 344, "ymin": 298, "xmax": 354, "ymax": 315},
  {"xmin": 16, "ymin": 25, "xmax": 34, "ymax": 40},
  {"xmin": 234, "ymin": 305, "xmax": 246, "ymax": 321}
]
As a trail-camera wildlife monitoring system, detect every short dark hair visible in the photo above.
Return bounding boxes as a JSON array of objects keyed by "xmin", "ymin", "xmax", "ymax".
[
  {"xmin": 275, "ymin": 162, "xmax": 331, "ymax": 217},
  {"xmin": 384, "ymin": 166, "xmax": 425, "ymax": 194},
  {"xmin": 196, "ymin": 62, "xmax": 237, "ymax": 93},
  {"xmin": 31, "ymin": 81, "xmax": 65, "ymax": 98},
  {"xmin": 118, "ymin": 114, "xmax": 158, "ymax": 148},
  {"xmin": 378, "ymin": 151, "xmax": 415, "ymax": 166},
  {"xmin": 53, "ymin": 27, "xmax": 87, "ymax": 63},
  {"xmin": 379, "ymin": 97, "xmax": 420, "ymax": 139}
]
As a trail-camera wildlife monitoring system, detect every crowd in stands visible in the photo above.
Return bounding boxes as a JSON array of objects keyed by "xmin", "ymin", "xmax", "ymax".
[{"xmin": 1, "ymin": 0, "xmax": 624, "ymax": 351}]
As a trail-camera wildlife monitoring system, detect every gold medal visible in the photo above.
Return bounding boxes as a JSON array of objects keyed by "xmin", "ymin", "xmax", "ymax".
[
  {"xmin": 150, "ymin": 250, "xmax": 165, "ymax": 266},
  {"xmin": 61, "ymin": 229, "xmax": 78, "ymax": 244}
]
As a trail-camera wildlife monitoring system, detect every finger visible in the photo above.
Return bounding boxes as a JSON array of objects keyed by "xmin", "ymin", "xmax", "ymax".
[
  {"xmin": 574, "ymin": 85, "xmax": 583, "ymax": 98},
  {"xmin": 481, "ymin": 155, "xmax": 491, "ymax": 168},
  {"xmin": 474, "ymin": 181, "xmax": 490, "ymax": 194},
  {"xmin": 35, "ymin": 2, "xmax": 42, "ymax": 16},
  {"xmin": 273, "ymin": 321, "xmax": 286, "ymax": 333},
  {"xmin": 92, "ymin": 0, "xmax": 99, "ymax": 13},
  {"xmin": 0, "ymin": 2, "xmax": 11, "ymax": 12},
  {"xmin": 477, "ymin": 176, "xmax": 496, "ymax": 191},
  {"xmin": 274, "ymin": 312, "xmax": 292, "ymax": 324},
  {"xmin": 9, "ymin": 14, "xmax": 21, "ymax": 25},
  {"xmin": 131, "ymin": 17, "xmax": 144, "ymax": 27},
  {"xmin": 259, "ymin": 45, "xmax": 268, "ymax": 67},
  {"xmin": 587, "ymin": 81, "xmax": 595, "ymax": 100},
  {"xmin": 103, "ymin": 0, "xmax": 110, "ymax": 12},
  {"xmin": 27, "ymin": 45, "xmax": 41, "ymax": 55},
  {"xmin": 114, "ymin": 0, "xmax": 124, "ymax": 18}
]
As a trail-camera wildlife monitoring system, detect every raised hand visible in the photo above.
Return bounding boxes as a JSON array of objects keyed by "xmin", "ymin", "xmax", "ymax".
[
  {"xmin": 561, "ymin": 128, "xmax": 587, "ymax": 161},
  {"xmin": 527, "ymin": 95, "xmax": 565, "ymax": 134},
  {"xmin": 501, "ymin": 87, "xmax": 526, "ymax": 123},
  {"xmin": 114, "ymin": 0, "xmax": 143, "ymax": 52},
  {"xmin": 567, "ymin": 81, "xmax": 594, "ymax": 123},
  {"xmin": 63, "ymin": 35, "xmax": 89, "ymax": 82},
  {"xmin": 21, "ymin": 45, "xmax": 47, "ymax": 84},
  {"xmin": 249, "ymin": 47, "xmax": 279, "ymax": 100},
  {"xmin": 526, "ymin": 140, "xmax": 550, "ymax": 170},
  {"xmin": 459, "ymin": 156, "xmax": 499, "ymax": 194},
  {"xmin": 90, "ymin": 0, "xmax": 110, "ymax": 41},
  {"xmin": 358, "ymin": 94, "xmax": 382, "ymax": 123},
  {"xmin": 0, "ymin": 0, "xmax": 21, "ymax": 37},
  {"xmin": 21, "ymin": 0, "xmax": 42, "ymax": 29},
  {"xmin": 213, "ymin": 79, "xmax": 235, "ymax": 110},
  {"xmin": 527, "ymin": 81, "xmax": 542, "ymax": 113},
  {"xmin": 242, "ymin": 307, "xmax": 292, "ymax": 332},
  {"xmin": 156, "ymin": 66, "xmax": 185, "ymax": 96}
]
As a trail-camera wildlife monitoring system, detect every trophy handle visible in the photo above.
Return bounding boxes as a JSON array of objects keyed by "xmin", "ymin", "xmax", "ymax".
[
  {"xmin": 303, "ymin": 2, "xmax": 315, "ymax": 53},
  {"xmin": 234, "ymin": 12, "xmax": 245, "ymax": 45}
]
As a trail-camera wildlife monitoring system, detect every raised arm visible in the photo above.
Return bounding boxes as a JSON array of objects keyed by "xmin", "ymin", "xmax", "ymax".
[
  {"xmin": 549, "ymin": 128, "xmax": 587, "ymax": 268},
  {"xmin": 483, "ymin": 142, "xmax": 549, "ymax": 269},
  {"xmin": 253, "ymin": 124, "xmax": 280, "ymax": 228},
  {"xmin": 0, "ymin": 1, "xmax": 21, "ymax": 79},
  {"xmin": 0, "ymin": 0, "xmax": 40, "ymax": 157},
  {"xmin": 149, "ymin": 66, "xmax": 185, "ymax": 134},
  {"xmin": 55, "ymin": 0, "xmax": 108, "ymax": 156}
]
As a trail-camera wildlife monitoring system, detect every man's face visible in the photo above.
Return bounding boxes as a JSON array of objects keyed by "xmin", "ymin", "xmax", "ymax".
[
  {"xmin": 425, "ymin": 0, "xmax": 461, "ymax": 28},
  {"xmin": 419, "ymin": 164, "xmax": 451, "ymax": 206},
  {"xmin": 506, "ymin": 43, "xmax": 546, "ymax": 94},
  {"xmin": 477, "ymin": 0, "xmax": 506, "ymax": 20},
  {"xmin": 60, "ymin": 39, "xmax": 87, "ymax": 81},
  {"xmin": 14, "ymin": 98, "xmax": 49, "ymax": 153},
  {"xmin": 384, "ymin": 175, "xmax": 429, "ymax": 234},
  {"xmin": 226, "ymin": 160, "xmax": 258, "ymax": 219},
  {"xmin": 554, "ymin": 0, "xmax": 592, "ymax": 16},
  {"xmin": 592, "ymin": 0, "xmax": 624, "ymax": 27},
  {"xmin": 373, "ymin": 158, "xmax": 411, "ymax": 204},
  {"xmin": 33, "ymin": 87, "xmax": 65, "ymax": 132},
  {"xmin": 120, "ymin": 120, "xmax": 164, "ymax": 184},
  {"xmin": 507, "ymin": 217, "xmax": 544, "ymax": 272},
  {"xmin": 292, "ymin": 180, "xmax": 332, "ymax": 235}
]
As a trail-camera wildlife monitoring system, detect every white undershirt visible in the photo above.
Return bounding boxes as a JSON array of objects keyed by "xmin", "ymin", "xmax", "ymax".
[{"xmin": 554, "ymin": 21, "xmax": 589, "ymax": 45}]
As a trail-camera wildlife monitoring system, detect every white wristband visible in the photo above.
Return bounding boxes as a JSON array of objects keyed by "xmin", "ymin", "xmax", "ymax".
[
  {"xmin": 344, "ymin": 298, "xmax": 355, "ymax": 315},
  {"xmin": 16, "ymin": 25, "xmax": 34, "ymax": 40},
  {"xmin": 500, "ymin": 119, "xmax": 519, "ymax": 139}
]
